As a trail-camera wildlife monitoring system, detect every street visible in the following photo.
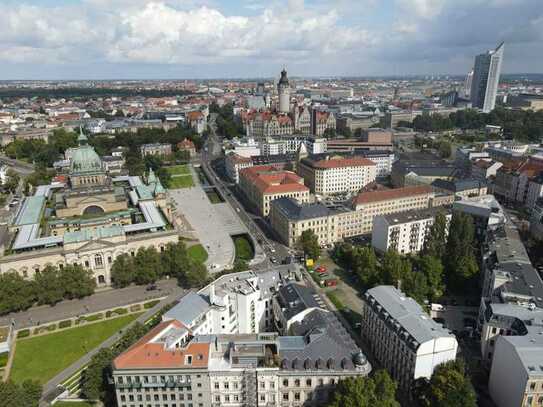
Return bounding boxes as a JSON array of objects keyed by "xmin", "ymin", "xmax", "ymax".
[{"xmin": 0, "ymin": 279, "xmax": 182, "ymax": 330}]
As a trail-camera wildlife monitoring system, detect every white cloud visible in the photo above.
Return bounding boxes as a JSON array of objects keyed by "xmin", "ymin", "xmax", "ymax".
[
  {"xmin": 0, "ymin": 1, "xmax": 376, "ymax": 67},
  {"xmin": 397, "ymin": 0, "xmax": 446, "ymax": 19}
]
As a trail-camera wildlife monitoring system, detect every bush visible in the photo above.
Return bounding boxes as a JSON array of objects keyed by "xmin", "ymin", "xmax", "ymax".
[
  {"xmin": 17, "ymin": 329, "xmax": 30, "ymax": 338},
  {"xmin": 58, "ymin": 320, "xmax": 72, "ymax": 329},
  {"xmin": 130, "ymin": 304, "xmax": 141, "ymax": 312},
  {"xmin": 144, "ymin": 300, "xmax": 160, "ymax": 309},
  {"xmin": 84, "ymin": 313, "xmax": 103, "ymax": 322},
  {"xmin": 113, "ymin": 307, "xmax": 128, "ymax": 315},
  {"xmin": 106, "ymin": 310, "xmax": 112, "ymax": 318}
]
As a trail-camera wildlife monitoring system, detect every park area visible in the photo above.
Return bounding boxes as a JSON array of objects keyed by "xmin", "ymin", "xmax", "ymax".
[
  {"xmin": 187, "ymin": 244, "xmax": 208, "ymax": 263},
  {"xmin": 166, "ymin": 164, "xmax": 194, "ymax": 189},
  {"xmin": 10, "ymin": 313, "xmax": 140, "ymax": 384}
]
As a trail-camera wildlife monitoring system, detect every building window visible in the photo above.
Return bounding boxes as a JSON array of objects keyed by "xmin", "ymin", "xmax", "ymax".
[{"xmin": 95, "ymin": 254, "xmax": 104, "ymax": 268}]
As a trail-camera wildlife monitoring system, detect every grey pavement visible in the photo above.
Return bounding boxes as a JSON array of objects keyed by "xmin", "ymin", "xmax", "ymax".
[
  {"xmin": 0, "ymin": 155, "xmax": 35, "ymax": 175},
  {"xmin": 0, "ymin": 279, "xmax": 181, "ymax": 330},
  {"xmin": 41, "ymin": 289, "xmax": 188, "ymax": 402},
  {"xmin": 168, "ymin": 186, "xmax": 236, "ymax": 272}
]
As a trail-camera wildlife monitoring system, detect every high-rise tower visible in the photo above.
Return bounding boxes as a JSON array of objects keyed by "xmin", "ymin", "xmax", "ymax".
[
  {"xmin": 277, "ymin": 68, "xmax": 290, "ymax": 114},
  {"xmin": 462, "ymin": 69, "xmax": 473, "ymax": 99},
  {"xmin": 470, "ymin": 42, "xmax": 504, "ymax": 113}
]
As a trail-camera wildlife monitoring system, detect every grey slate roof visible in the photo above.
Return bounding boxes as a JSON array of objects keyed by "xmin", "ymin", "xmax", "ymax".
[
  {"xmin": 365, "ymin": 286, "xmax": 453, "ymax": 350},
  {"xmin": 276, "ymin": 283, "xmax": 324, "ymax": 321},
  {"xmin": 163, "ymin": 292, "xmax": 210, "ymax": 326},
  {"xmin": 271, "ymin": 197, "xmax": 331, "ymax": 221}
]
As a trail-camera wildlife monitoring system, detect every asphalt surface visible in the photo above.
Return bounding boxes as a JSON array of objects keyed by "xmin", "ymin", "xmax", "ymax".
[
  {"xmin": 0, "ymin": 279, "xmax": 181, "ymax": 330},
  {"xmin": 0, "ymin": 155, "xmax": 35, "ymax": 175}
]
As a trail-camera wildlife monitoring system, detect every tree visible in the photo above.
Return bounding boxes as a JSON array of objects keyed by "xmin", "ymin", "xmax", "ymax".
[
  {"xmin": 425, "ymin": 360, "xmax": 477, "ymax": 407},
  {"xmin": 110, "ymin": 254, "xmax": 135, "ymax": 288},
  {"xmin": 444, "ymin": 212, "xmax": 478, "ymax": 292},
  {"xmin": 351, "ymin": 246, "xmax": 379, "ymax": 288},
  {"xmin": 417, "ymin": 255, "xmax": 445, "ymax": 301},
  {"xmin": 437, "ymin": 140, "xmax": 452, "ymax": 158},
  {"xmin": 81, "ymin": 348, "xmax": 116, "ymax": 403},
  {"xmin": 161, "ymin": 242, "xmax": 190, "ymax": 278},
  {"xmin": 0, "ymin": 380, "xmax": 42, "ymax": 407},
  {"xmin": 380, "ymin": 250, "xmax": 411, "ymax": 287},
  {"xmin": 184, "ymin": 260, "xmax": 209, "ymax": 288},
  {"xmin": 422, "ymin": 212, "xmax": 448, "ymax": 259},
  {"xmin": 59, "ymin": 264, "xmax": 96, "ymax": 299},
  {"xmin": 0, "ymin": 272, "xmax": 36, "ymax": 314},
  {"xmin": 298, "ymin": 229, "xmax": 321, "ymax": 260},
  {"xmin": 133, "ymin": 247, "xmax": 161, "ymax": 285},
  {"xmin": 402, "ymin": 269, "xmax": 429, "ymax": 305},
  {"xmin": 33, "ymin": 265, "xmax": 64, "ymax": 305},
  {"xmin": 328, "ymin": 370, "xmax": 399, "ymax": 407},
  {"xmin": 4, "ymin": 170, "xmax": 20, "ymax": 193}
]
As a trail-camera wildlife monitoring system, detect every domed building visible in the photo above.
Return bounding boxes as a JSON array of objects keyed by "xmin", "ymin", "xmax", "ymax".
[{"xmin": 68, "ymin": 131, "xmax": 107, "ymax": 188}]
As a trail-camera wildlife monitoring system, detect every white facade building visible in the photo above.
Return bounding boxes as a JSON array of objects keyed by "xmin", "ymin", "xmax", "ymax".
[
  {"xmin": 362, "ymin": 286, "xmax": 458, "ymax": 391},
  {"xmin": 471, "ymin": 42, "xmax": 505, "ymax": 113},
  {"xmin": 372, "ymin": 207, "xmax": 451, "ymax": 254}
]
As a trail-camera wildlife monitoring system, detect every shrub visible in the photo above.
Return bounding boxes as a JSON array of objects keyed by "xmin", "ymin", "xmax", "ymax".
[
  {"xmin": 144, "ymin": 300, "xmax": 160, "ymax": 309},
  {"xmin": 85, "ymin": 313, "xmax": 103, "ymax": 322},
  {"xmin": 17, "ymin": 329, "xmax": 30, "ymax": 338},
  {"xmin": 105, "ymin": 310, "xmax": 112, "ymax": 318},
  {"xmin": 113, "ymin": 307, "xmax": 128, "ymax": 315},
  {"xmin": 130, "ymin": 304, "xmax": 141, "ymax": 312},
  {"xmin": 46, "ymin": 324, "xmax": 56, "ymax": 332},
  {"xmin": 58, "ymin": 320, "xmax": 72, "ymax": 329}
]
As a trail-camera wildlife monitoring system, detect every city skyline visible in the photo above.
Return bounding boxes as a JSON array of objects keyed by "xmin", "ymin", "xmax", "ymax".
[{"xmin": 0, "ymin": 0, "xmax": 542, "ymax": 80}]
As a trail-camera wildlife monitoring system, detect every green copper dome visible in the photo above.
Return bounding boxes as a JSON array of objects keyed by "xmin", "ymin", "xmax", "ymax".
[{"xmin": 70, "ymin": 145, "xmax": 103, "ymax": 175}]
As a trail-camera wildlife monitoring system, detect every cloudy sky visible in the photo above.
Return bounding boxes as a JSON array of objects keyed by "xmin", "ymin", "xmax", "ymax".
[{"xmin": 0, "ymin": 0, "xmax": 542, "ymax": 79}]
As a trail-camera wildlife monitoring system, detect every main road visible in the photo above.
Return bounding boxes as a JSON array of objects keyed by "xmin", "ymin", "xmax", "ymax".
[{"xmin": 199, "ymin": 126, "xmax": 291, "ymax": 269}]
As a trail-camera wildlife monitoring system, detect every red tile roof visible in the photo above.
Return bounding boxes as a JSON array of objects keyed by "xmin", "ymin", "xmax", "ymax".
[
  {"xmin": 177, "ymin": 138, "xmax": 195, "ymax": 149},
  {"xmin": 113, "ymin": 320, "xmax": 209, "ymax": 370},
  {"xmin": 240, "ymin": 165, "xmax": 309, "ymax": 195},
  {"xmin": 305, "ymin": 156, "xmax": 376, "ymax": 169},
  {"xmin": 186, "ymin": 111, "xmax": 204, "ymax": 121},
  {"xmin": 354, "ymin": 185, "xmax": 433, "ymax": 206}
]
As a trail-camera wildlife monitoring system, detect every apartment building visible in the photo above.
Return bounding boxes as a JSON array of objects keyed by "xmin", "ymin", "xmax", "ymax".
[
  {"xmin": 238, "ymin": 166, "xmax": 310, "ymax": 216},
  {"xmin": 471, "ymin": 159, "xmax": 503, "ymax": 180},
  {"xmin": 225, "ymin": 153, "xmax": 254, "ymax": 183},
  {"xmin": 297, "ymin": 155, "xmax": 376, "ymax": 196},
  {"xmin": 270, "ymin": 185, "xmax": 437, "ymax": 248},
  {"xmin": 452, "ymin": 195, "xmax": 506, "ymax": 241},
  {"xmin": 352, "ymin": 185, "xmax": 435, "ymax": 235},
  {"xmin": 326, "ymin": 138, "xmax": 393, "ymax": 153},
  {"xmin": 361, "ymin": 286, "xmax": 458, "ymax": 391},
  {"xmin": 477, "ymin": 220, "xmax": 543, "ymax": 407},
  {"xmin": 358, "ymin": 150, "xmax": 396, "ymax": 177},
  {"xmin": 269, "ymin": 198, "xmax": 337, "ymax": 248},
  {"xmin": 372, "ymin": 207, "xmax": 451, "ymax": 254},
  {"xmin": 112, "ymin": 273, "xmax": 372, "ymax": 407}
]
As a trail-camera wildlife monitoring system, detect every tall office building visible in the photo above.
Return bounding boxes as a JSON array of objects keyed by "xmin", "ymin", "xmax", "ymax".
[
  {"xmin": 470, "ymin": 42, "xmax": 504, "ymax": 113},
  {"xmin": 462, "ymin": 69, "xmax": 473, "ymax": 99}
]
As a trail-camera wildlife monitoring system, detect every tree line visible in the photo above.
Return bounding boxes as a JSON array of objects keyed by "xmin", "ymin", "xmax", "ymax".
[
  {"xmin": 0, "ymin": 265, "xmax": 96, "ymax": 315},
  {"xmin": 0, "ymin": 379, "xmax": 42, "ymax": 407},
  {"xmin": 210, "ymin": 102, "xmax": 244, "ymax": 139},
  {"xmin": 333, "ymin": 211, "xmax": 479, "ymax": 305},
  {"xmin": 406, "ymin": 107, "xmax": 543, "ymax": 142},
  {"xmin": 110, "ymin": 242, "xmax": 208, "ymax": 289},
  {"xmin": 326, "ymin": 359, "xmax": 476, "ymax": 407}
]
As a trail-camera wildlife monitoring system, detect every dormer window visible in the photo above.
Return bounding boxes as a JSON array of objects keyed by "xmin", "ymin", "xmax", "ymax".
[{"xmin": 185, "ymin": 355, "xmax": 193, "ymax": 365}]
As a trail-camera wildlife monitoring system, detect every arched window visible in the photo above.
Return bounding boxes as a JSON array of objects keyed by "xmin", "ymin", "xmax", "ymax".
[{"xmin": 97, "ymin": 275, "xmax": 106, "ymax": 284}]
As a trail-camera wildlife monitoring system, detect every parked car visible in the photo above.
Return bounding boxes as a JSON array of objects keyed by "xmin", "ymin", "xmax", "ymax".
[
  {"xmin": 146, "ymin": 284, "xmax": 158, "ymax": 291},
  {"xmin": 324, "ymin": 279, "xmax": 337, "ymax": 287}
]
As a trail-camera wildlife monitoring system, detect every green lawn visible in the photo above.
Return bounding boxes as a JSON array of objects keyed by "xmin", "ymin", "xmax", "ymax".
[
  {"xmin": 187, "ymin": 244, "xmax": 208, "ymax": 263},
  {"xmin": 234, "ymin": 236, "xmax": 254, "ymax": 261},
  {"xmin": 206, "ymin": 190, "xmax": 223, "ymax": 204},
  {"xmin": 54, "ymin": 402, "xmax": 97, "ymax": 407},
  {"xmin": 166, "ymin": 165, "xmax": 190, "ymax": 175},
  {"xmin": 10, "ymin": 314, "xmax": 140, "ymax": 385},
  {"xmin": 167, "ymin": 175, "xmax": 194, "ymax": 189}
]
